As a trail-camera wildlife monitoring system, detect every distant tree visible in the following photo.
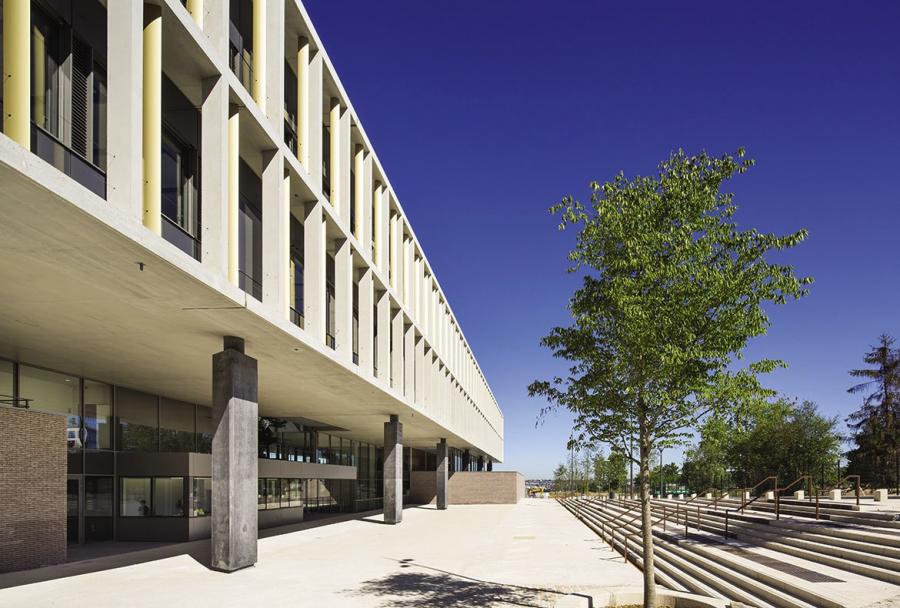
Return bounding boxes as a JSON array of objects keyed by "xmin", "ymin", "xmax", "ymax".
[
  {"xmin": 529, "ymin": 149, "xmax": 810, "ymax": 608},
  {"xmin": 595, "ymin": 449, "xmax": 628, "ymax": 493},
  {"xmin": 846, "ymin": 334, "xmax": 900, "ymax": 491},
  {"xmin": 553, "ymin": 463, "xmax": 568, "ymax": 493},
  {"xmin": 649, "ymin": 463, "xmax": 680, "ymax": 494}
]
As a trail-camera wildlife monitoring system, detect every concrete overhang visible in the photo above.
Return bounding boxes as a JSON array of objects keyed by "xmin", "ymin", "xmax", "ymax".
[{"xmin": 0, "ymin": 137, "xmax": 501, "ymax": 460}]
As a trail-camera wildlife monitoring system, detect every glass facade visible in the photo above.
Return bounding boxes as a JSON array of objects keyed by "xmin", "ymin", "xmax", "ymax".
[
  {"xmin": 238, "ymin": 159, "xmax": 263, "ymax": 300},
  {"xmin": 159, "ymin": 398, "xmax": 196, "ymax": 452},
  {"xmin": 153, "ymin": 477, "xmax": 185, "ymax": 516},
  {"xmin": 83, "ymin": 380, "xmax": 112, "ymax": 450},
  {"xmin": 18, "ymin": 364, "xmax": 80, "ymax": 450},
  {"xmin": 190, "ymin": 477, "xmax": 212, "ymax": 517},
  {"xmin": 161, "ymin": 74, "xmax": 201, "ymax": 259},
  {"xmin": 120, "ymin": 478, "xmax": 152, "ymax": 516}
]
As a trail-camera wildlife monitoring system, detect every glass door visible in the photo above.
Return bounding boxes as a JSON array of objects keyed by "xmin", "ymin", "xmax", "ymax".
[{"xmin": 84, "ymin": 476, "xmax": 113, "ymax": 541}]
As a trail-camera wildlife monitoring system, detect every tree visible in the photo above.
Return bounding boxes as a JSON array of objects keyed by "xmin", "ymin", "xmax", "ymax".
[
  {"xmin": 529, "ymin": 149, "xmax": 810, "ymax": 608},
  {"xmin": 846, "ymin": 334, "xmax": 900, "ymax": 491},
  {"xmin": 553, "ymin": 463, "xmax": 569, "ymax": 494},
  {"xmin": 595, "ymin": 449, "xmax": 628, "ymax": 493}
]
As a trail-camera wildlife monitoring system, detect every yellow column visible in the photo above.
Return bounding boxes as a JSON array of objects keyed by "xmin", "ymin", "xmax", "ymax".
[
  {"xmin": 142, "ymin": 5, "xmax": 163, "ymax": 235},
  {"xmin": 297, "ymin": 37, "xmax": 309, "ymax": 168},
  {"xmin": 251, "ymin": 0, "xmax": 266, "ymax": 112},
  {"xmin": 227, "ymin": 107, "xmax": 240, "ymax": 285},
  {"xmin": 354, "ymin": 146, "xmax": 365, "ymax": 242},
  {"xmin": 3, "ymin": 0, "xmax": 30, "ymax": 148},
  {"xmin": 186, "ymin": 0, "xmax": 203, "ymax": 29}
]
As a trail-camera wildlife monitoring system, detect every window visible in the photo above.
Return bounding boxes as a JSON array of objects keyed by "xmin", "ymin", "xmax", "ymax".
[
  {"xmin": 284, "ymin": 61, "xmax": 298, "ymax": 154},
  {"xmin": 325, "ymin": 255, "xmax": 336, "ymax": 349},
  {"xmin": 153, "ymin": 477, "xmax": 185, "ymax": 516},
  {"xmin": 159, "ymin": 398, "xmax": 195, "ymax": 452},
  {"xmin": 0, "ymin": 360, "xmax": 15, "ymax": 406},
  {"xmin": 18, "ymin": 365, "xmax": 80, "ymax": 451},
  {"xmin": 161, "ymin": 75, "xmax": 200, "ymax": 259},
  {"xmin": 352, "ymin": 282, "xmax": 359, "ymax": 365},
  {"xmin": 121, "ymin": 478, "xmax": 152, "ymax": 516},
  {"xmin": 83, "ymin": 380, "xmax": 112, "ymax": 450},
  {"xmin": 31, "ymin": 8, "xmax": 62, "ymax": 139},
  {"xmin": 228, "ymin": 0, "xmax": 253, "ymax": 92},
  {"xmin": 266, "ymin": 478, "xmax": 280, "ymax": 509},
  {"xmin": 116, "ymin": 388, "xmax": 158, "ymax": 452},
  {"xmin": 196, "ymin": 406, "xmax": 213, "ymax": 453},
  {"xmin": 322, "ymin": 124, "xmax": 330, "ymax": 198},
  {"xmin": 190, "ymin": 477, "xmax": 212, "ymax": 517},
  {"xmin": 349, "ymin": 169, "xmax": 356, "ymax": 235},
  {"xmin": 238, "ymin": 160, "xmax": 263, "ymax": 300},
  {"xmin": 257, "ymin": 478, "xmax": 266, "ymax": 511},
  {"xmin": 290, "ymin": 216, "xmax": 305, "ymax": 328},
  {"xmin": 288, "ymin": 479, "xmax": 303, "ymax": 507}
]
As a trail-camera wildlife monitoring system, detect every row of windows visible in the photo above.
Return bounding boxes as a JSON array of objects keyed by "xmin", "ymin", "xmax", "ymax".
[{"xmin": 120, "ymin": 476, "xmax": 208, "ymax": 518}]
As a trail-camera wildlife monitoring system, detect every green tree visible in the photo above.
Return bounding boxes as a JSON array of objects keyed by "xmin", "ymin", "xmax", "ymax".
[
  {"xmin": 553, "ymin": 463, "xmax": 568, "ymax": 494},
  {"xmin": 846, "ymin": 334, "xmax": 900, "ymax": 491},
  {"xmin": 529, "ymin": 149, "xmax": 810, "ymax": 607},
  {"xmin": 595, "ymin": 449, "xmax": 628, "ymax": 493}
]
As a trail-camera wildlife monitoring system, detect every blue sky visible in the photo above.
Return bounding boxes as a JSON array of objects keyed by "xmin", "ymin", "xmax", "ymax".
[{"xmin": 304, "ymin": 1, "xmax": 900, "ymax": 478}]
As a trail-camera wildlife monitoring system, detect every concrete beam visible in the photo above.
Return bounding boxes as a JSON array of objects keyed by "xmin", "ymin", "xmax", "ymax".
[
  {"xmin": 436, "ymin": 438, "xmax": 448, "ymax": 510},
  {"xmin": 383, "ymin": 415, "xmax": 403, "ymax": 524},
  {"xmin": 211, "ymin": 336, "xmax": 258, "ymax": 572}
]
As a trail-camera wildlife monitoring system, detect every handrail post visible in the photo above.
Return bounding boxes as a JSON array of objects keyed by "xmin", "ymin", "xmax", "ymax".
[
  {"xmin": 775, "ymin": 475, "xmax": 780, "ymax": 520},
  {"xmin": 697, "ymin": 505, "xmax": 701, "ymax": 532},
  {"xmin": 856, "ymin": 476, "xmax": 861, "ymax": 507},
  {"xmin": 663, "ymin": 505, "xmax": 667, "ymax": 531},
  {"xmin": 725, "ymin": 510, "xmax": 729, "ymax": 539},
  {"xmin": 815, "ymin": 488, "xmax": 820, "ymax": 520},
  {"xmin": 684, "ymin": 505, "xmax": 688, "ymax": 538}
]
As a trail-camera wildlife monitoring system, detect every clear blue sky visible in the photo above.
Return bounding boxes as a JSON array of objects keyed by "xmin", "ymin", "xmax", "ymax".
[{"xmin": 304, "ymin": 1, "xmax": 900, "ymax": 478}]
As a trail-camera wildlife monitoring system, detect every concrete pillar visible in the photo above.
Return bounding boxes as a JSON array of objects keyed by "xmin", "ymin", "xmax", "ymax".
[
  {"xmin": 436, "ymin": 438, "xmax": 448, "ymax": 510},
  {"xmin": 262, "ymin": 0, "xmax": 284, "ymax": 128},
  {"xmin": 201, "ymin": 76, "xmax": 229, "ymax": 275},
  {"xmin": 358, "ymin": 269, "xmax": 375, "ymax": 376},
  {"xmin": 142, "ymin": 5, "xmax": 163, "ymax": 235},
  {"xmin": 227, "ymin": 106, "xmax": 241, "ymax": 285},
  {"xmin": 372, "ymin": 183, "xmax": 385, "ymax": 269},
  {"xmin": 414, "ymin": 336, "xmax": 425, "ymax": 404},
  {"xmin": 383, "ymin": 415, "xmax": 403, "ymax": 524},
  {"xmin": 874, "ymin": 489, "xmax": 889, "ymax": 502},
  {"xmin": 793, "ymin": 490, "xmax": 805, "ymax": 500},
  {"xmin": 211, "ymin": 336, "xmax": 258, "ymax": 572},
  {"xmin": 307, "ymin": 50, "xmax": 323, "ymax": 188},
  {"xmin": 2, "ymin": 0, "xmax": 30, "ymax": 148},
  {"xmin": 106, "ymin": 0, "xmax": 142, "ymax": 211},
  {"xmin": 262, "ymin": 150, "xmax": 289, "ymax": 317},
  {"xmin": 303, "ymin": 202, "xmax": 326, "ymax": 342},
  {"xmin": 376, "ymin": 290, "xmax": 391, "ymax": 382},
  {"xmin": 186, "ymin": 0, "xmax": 203, "ymax": 28},
  {"xmin": 391, "ymin": 309, "xmax": 404, "ymax": 391},
  {"xmin": 362, "ymin": 152, "xmax": 374, "ymax": 257},
  {"xmin": 200, "ymin": 0, "xmax": 229, "ymax": 60},
  {"xmin": 389, "ymin": 212, "xmax": 401, "ymax": 289},
  {"xmin": 339, "ymin": 106, "xmax": 352, "ymax": 223},
  {"xmin": 403, "ymin": 236, "xmax": 413, "ymax": 308},
  {"xmin": 251, "ymin": 0, "xmax": 266, "ymax": 113},
  {"xmin": 829, "ymin": 489, "xmax": 842, "ymax": 501},
  {"xmin": 296, "ymin": 37, "xmax": 310, "ymax": 168},
  {"xmin": 334, "ymin": 238, "xmax": 353, "ymax": 358}
]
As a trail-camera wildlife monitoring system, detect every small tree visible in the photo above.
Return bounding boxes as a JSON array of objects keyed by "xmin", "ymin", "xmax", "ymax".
[{"xmin": 529, "ymin": 149, "xmax": 810, "ymax": 607}]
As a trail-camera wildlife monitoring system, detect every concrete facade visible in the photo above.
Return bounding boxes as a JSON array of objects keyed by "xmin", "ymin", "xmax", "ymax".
[
  {"xmin": 0, "ymin": 408, "xmax": 66, "ymax": 573},
  {"xmin": 409, "ymin": 471, "xmax": 526, "ymax": 506}
]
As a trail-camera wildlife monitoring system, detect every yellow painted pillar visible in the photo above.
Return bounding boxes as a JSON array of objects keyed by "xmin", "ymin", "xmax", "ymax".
[
  {"xmin": 3, "ymin": 0, "xmax": 30, "ymax": 148},
  {"xmin": 354, "ymin": 146, "xmax": 365, "ymax": 242},
  {"xmin": 186, "ymin": 0, "xmax": 203, "ymax": 29},
  {"xmin": 227, "ymin": 106, "xmax": 240, "ymax": 285},
  {"xmin": 251, "ymin": 0, "xmax": 266, "ymax": 112},
  {"xmin": 297, "ymin": 37, "xmax": 309, "ymax": 168},
  {"xmin": 142, "ymin": 5, "xmax": 163, "ymax": 235}
]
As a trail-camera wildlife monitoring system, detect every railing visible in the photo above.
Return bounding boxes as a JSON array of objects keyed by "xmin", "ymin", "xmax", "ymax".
[
  {"xmin": 31, "ymin": 123, "xmax": 106, "ymax": 199},
  {"xmin": 774, "ymin": 474, "xmax": 811, "ymax": 520},
  {"xmin": 741, "ymin": 475, "xmax": 778, "ymax": 514},
  {"xmin": 816, "ymin": 475, "xmax": 862, "ymax": 510},
  {"xmin": 290, "ymin": 307, "xmax": 304, "ymax": 329},
  {"xmin": 161, "ymin": 215, "xmax": 201, "ymax": 260},
  {"xmin": 0, "ymin": 394, "xmax": 32, "ymax": 408}
]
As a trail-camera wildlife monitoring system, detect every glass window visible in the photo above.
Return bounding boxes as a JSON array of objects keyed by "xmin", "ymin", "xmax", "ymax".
[
  {"xmin": 116, "ymin": 388, "xmax": 158, "ymax": 452},
  {"xmin": 83, "ymin": 380, "xmax": 113, "ymax": 450},
  {"xmin": 85, "ymin": 476, "xmax": 113, "ymax": 517},
  {"xmin": 31, "ymin": 8, "xmax": 62, "ymax": 138},
  {"xmin": 121, "ymin": 478, "xmax": 151, "ymax": 516},
  {"xmin": 288, "ymin": 479, "xmax": 303, "ymax": 507},
  {"xmin": 257, "ymin": 478, "xmax": 266, "ymax": 511},
  {"xmin": 0, "ymin": 360, "xmax": 13, "ymax": 405},
  {"xmin": 190, "ymin": 477, "xmax": 212, "ymax": 517},
  {"xmin": 196, "ymin": 406, "xmax": 213, "ymax": 453},
  {"xmin": 350, "ymin": 169, "xmax": 356, "ymax": 234},
  {"xmin": 19, "ymin": 365, "xmax": 80, "ymax": 450},
  {"xmin": 325, "ymin": 256, "xmax": 336, "ymax": 349},
  {"xmin": 154, "ymin": 477, "xmax": 184, "ymax": 516},
  {"xmin": 322, "ymin": 125, "xmax": 330, "ymax": 198},
  {"xmin": 159, "ymin": 398, "xmax": 195, "ymax": 452},
  {"xmin": 238, "ymin": 160, "xmax": 263, "ymax": 300},
  {"xmin": 266, "ymin": 478, "xmax": 280, "ymax": 509}
]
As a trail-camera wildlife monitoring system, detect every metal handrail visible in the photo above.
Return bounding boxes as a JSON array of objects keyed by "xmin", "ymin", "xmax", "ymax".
[
  {"xmin": 774, "ymin": 474, "xmax": 811, "ymax": 520},
  {"xmin": 816, "ymin": 475, "xmax": 862, "ymax": 507},
  {"xmin": 741, "ymin": 476, "xmax": 778, "ymax": 514}
]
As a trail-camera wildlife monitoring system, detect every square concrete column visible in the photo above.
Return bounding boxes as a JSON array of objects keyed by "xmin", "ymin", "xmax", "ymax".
[
  {"xmin": 303, "ymin": 202, "xmax": 326, "ymax": 341},
  {"xmin": 383, "ymin": 415, "xmax": 403, "ymax": 524},
  {"xmin": 262, "ymin": 150, "xmax": 289, "ymax": 318},
  {"xmin": 436, "ymin": 438, "xmax": 448, "ymax": 510},
  {"xmin": 200, "ymin": 76, "xmax": 228, "ymax": 276},
  {"xmin": 391, "ymin": 308, "xmax": 404, "ymax": 391},
  {"xmin": 376, "ymin": 290, "xmax": 391, "ymax": 383},
  {"xmin": 212, "ymin": 337, "xmax": 258, "ymax": 572},
  {"xmin": 358, "ymin": 269, "xmax": 375, "ymax": 376},
  {"xmin": 404, "ymin": 326, "xmax": 416, "ymax": 399},
  {"xmin": 334, "ymin": 238, "xmax": 353, "ymax": 359}
]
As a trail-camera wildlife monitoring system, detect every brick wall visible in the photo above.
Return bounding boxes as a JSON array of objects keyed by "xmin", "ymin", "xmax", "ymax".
[
  {"xmin": 0, "ymin": 407, "xmax": 67, "ymax": 572},
  {"xmin": 409, "ymin": 471, "xmax": 526, "ymax": 505}
]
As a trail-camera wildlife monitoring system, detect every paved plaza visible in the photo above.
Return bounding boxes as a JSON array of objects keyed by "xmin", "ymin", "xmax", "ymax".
[{"xmin": 0, "ymin": 499, "xmax": 642, "ymax": 608}]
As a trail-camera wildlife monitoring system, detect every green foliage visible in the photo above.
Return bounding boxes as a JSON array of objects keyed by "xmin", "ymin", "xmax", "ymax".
[
  {"xmin": 846, "ymin": 334, "xmax": 900, "ymax": 489},
  {"xmin": 529, "ymin": 148, "xmax": 810, "ymax": 606},
  {"xmin": 682, "ymin": 398, "xmax": 842, "ymax": 492},
  {"xmin": 594, "ymin": 450, "xmax": 628, "ymax": 492}
]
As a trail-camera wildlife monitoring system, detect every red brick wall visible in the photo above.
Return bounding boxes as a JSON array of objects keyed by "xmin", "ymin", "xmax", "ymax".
[
  {"xmin": 410, "ymin": 471, "xmax": 526, "ymax": 505},
  {"xmin": 0, "ymin": 407, "xmax": 67, "ymax": 572}
]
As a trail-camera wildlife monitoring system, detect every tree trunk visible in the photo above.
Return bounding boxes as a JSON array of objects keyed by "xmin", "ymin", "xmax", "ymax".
[{"xmin": 639, "ymin": 425, "xmax": 656, "ymax": 608}]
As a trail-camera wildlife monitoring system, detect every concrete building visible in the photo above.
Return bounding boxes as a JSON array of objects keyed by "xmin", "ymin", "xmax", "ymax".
[{"xmin": 0, "ymin": 0, "xmax": 503, "ymax": 573}]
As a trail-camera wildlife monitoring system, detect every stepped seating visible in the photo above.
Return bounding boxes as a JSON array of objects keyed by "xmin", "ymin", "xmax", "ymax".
[{"xmin": 560, "ymin": 496, "xmax": 900, "ymax": 608}]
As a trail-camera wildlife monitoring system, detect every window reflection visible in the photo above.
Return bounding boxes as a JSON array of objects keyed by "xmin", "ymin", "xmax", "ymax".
[
  {"xmin": 19, "ymin": 365, "xmax": 80, "ymax": 451},
  {"xmin": 84, "ymin": 380, "xmax": 112, "ymax": 450},
  {"xmin": 153, "ymin": 477, "xmax": 184, "ymax": 516},
  {"xmin": 121, "ymin": 478, "xmax": 152, "ymax": 516}
]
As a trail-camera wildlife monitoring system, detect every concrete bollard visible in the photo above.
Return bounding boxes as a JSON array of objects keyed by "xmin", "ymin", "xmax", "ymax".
[
  {"xmin": 764, "ymin": 491, "xmax": 774, "ymax": 501},
  {"xmin": 666, "ymin": 494, "xmax": 673, "ymax": 499},
  {"xmin": 677, "ymin": 495, "xmax": 685, "ymax": 500},
  {"xmin": 690, "ymin": 493, "xmax": 697, "ymax": 498},
  {"xmin": 794, "ymin": 490, "xmax": 805, "ymax": 500},
  {"xmin": 742, "ymin": 491, "xmax": 751, "ymax": 501},
  {"xmin": 705, "ymin": 493, "xmax": 713, "ymax": 499},
  {"xmin": 830, "ymin": 489, "xmax": 842, "ymax": 501},
  {"xmin": 875, "ymin": 489, "xmax": 889, "ymax": 502},
  {"xmin": 720, "ymin": 492, "xmax": 730, "ymax": 500}
]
